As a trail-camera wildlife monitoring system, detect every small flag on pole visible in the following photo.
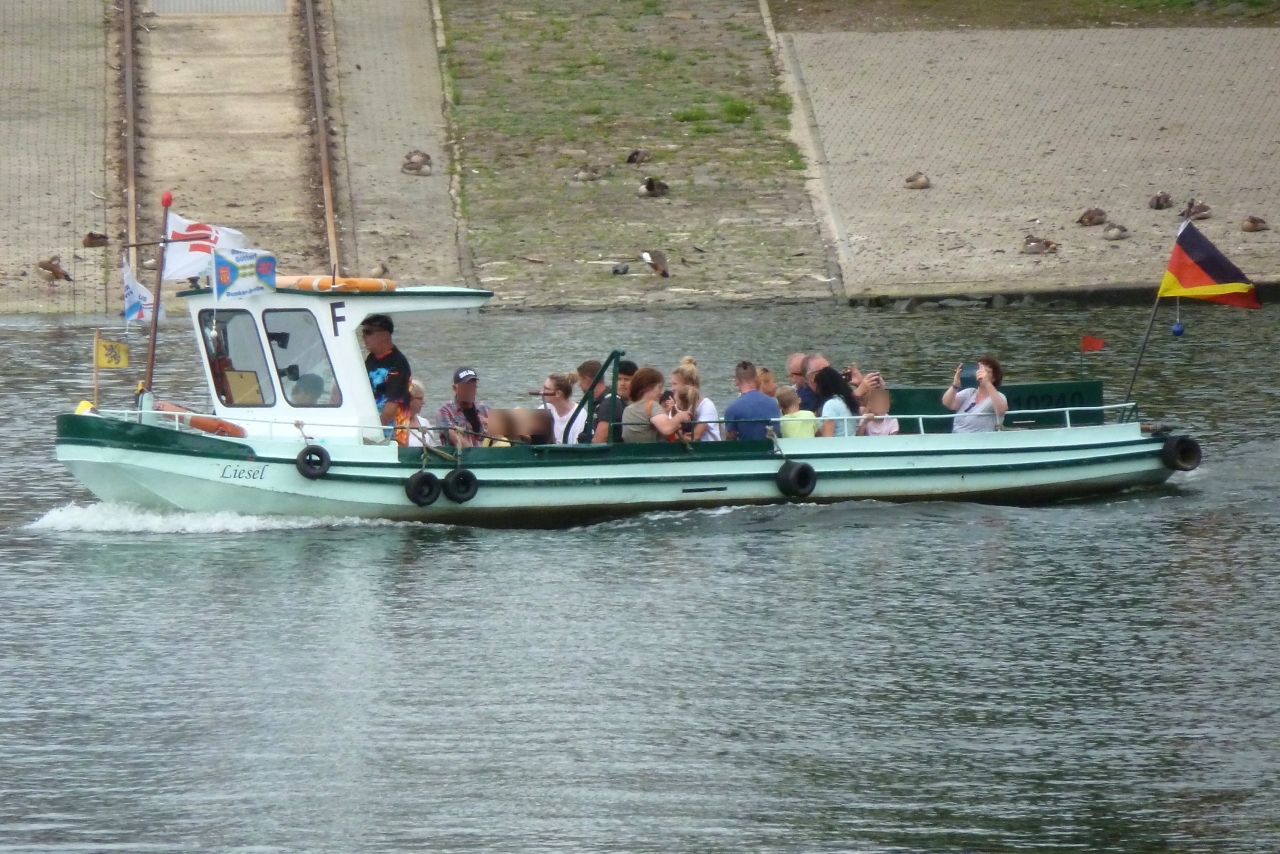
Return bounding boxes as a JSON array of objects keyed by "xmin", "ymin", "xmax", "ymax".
[
  {"xmin": 122, "ymin": 258, "xmax": 164, "ymax": 323},
  {"xmin": 214, "ymin": 247, "xmax": 277, "ymax": 300},
  {"xmin": 1080, "ymin": 335, "xmax": 1105, "ymax": 352},
  {"xmin": 1157, "ymin": 221, "xmax": 1260, "ymax": 309},
  {"xmin": 95, "ymin": 337, "xmax": 130, "ymax": 369},
  {"xmin": 162, "ymin": 211, "xmax": 249, "ymax": 280}
]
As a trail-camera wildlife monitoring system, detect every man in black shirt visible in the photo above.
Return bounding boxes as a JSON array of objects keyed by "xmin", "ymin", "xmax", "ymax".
[
  {"xmin": 362, "ymin": 314, "xmax": 412, "ymax": 426},
  {"xmin": 575, "ymin": 359, "xmax": 626, "ymax": 443}
]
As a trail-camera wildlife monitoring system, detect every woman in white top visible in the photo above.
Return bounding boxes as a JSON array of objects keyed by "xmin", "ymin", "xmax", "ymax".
[
  {"xmin": 405, "ymin": 378, "xmax": 437, "ymax": 448},
  {"xmin": 538, "ymin": 371, "xmax": 588, "ymax": 444},
  {"xmin": 812, "ymin": 366, "xmax": 859, "ymax": 437},
  {"xmin": 671, "ymin": 356, "xmax": 721, "ymax": 441},
  {"xmin": 942, "ymin": 356, "xmax": 1008, "ymax": 433}
]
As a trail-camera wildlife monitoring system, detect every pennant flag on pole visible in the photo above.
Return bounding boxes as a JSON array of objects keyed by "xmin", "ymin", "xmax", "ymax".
[
  {"xmin": 95, "ymin": 337, "xmax": 130, "ymax": 369},
  {"xmin": 1157, "ymin": 221, "xmax": 1260, "ymax": 309},
  {"xmin": 213, "ymin": 247, "xmax": 278, "ymax": 300},
  {"xmin": 1080, "ymin": 335, "xmax": 1105, "ymax": 352},
  {"xmin": 122, "ymin": 258, "xmax": 165, "ymax": 323},
  {"xmin": 162, "ymin": 212, "xmax": 249, "ymax": 280}
]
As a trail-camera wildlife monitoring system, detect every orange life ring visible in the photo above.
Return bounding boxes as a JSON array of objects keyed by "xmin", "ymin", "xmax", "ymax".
[
  {"xmin": 154, "ymin": 401, "xmax": 248, "ymax": 439},
  {"xmin": 276, "ymin": 275, "xmax": 397, "ymax": 292}
]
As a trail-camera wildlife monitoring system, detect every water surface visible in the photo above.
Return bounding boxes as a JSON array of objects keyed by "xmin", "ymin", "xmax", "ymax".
[{"xmin": 2, "ymin": 303, "xmax": 1277, "ymax": 852}]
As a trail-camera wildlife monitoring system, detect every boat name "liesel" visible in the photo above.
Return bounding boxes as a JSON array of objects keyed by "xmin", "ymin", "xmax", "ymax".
[{"xmin": 220, "ymin": 464, "xmax": 269, "ymax": 481}]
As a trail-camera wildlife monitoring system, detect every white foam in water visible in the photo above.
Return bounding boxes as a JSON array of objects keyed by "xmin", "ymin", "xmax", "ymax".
[{"xmin": 27, "ymin": 502, "xmax": 415, "ymax": 534}]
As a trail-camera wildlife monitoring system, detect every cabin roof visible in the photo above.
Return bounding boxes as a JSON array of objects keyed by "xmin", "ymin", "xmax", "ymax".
[{"xmin": 176, "ymin": 284, "xmax": 494, "ymax": 312}]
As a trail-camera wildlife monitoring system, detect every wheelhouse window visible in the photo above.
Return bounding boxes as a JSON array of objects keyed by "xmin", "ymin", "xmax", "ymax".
[
  {"xmin": 198, "ymin": 309, "xmax": 277, "ymax": 407},
  {"xmin": 262, "ymin": 309, "xmax": 343, "ymax": 408}
]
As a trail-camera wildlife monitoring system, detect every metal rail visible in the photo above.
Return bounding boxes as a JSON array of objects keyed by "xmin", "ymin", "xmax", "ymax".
[
  {"xmin": 118, "ymin": 0, "xmax": 343, "ymax": 277},
  {"xmin": 122, "ymin": 0, "xmax": 139, "ymax": 270},
  {"xmin": 302, "ymin": 0, "xmax": 341, "ymax": 272}
]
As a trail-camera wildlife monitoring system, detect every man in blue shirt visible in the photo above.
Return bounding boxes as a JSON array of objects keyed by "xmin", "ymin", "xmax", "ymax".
[{"xmin": 723, "ymin": 360, "xmax": 781, "ymax": 440}]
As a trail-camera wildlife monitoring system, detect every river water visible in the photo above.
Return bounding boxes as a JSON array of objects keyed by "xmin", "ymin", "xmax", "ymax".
[{"xmin": 2, "ymin": 302, "xmax": 1278, "ymax": 852}]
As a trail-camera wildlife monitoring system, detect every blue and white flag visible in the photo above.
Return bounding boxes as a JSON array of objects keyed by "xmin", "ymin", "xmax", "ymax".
[
  {"xmin": 213, "ymin": 247, "xmax": 277, "ymax": 300},
  {"xmin": 122, "ymin": 258, "xmax": 164, "ymax": 323}
]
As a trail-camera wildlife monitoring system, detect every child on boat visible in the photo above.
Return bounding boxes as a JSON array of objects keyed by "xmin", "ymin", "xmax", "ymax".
[
  {"xmin": 777, "ymin": 387, "xmax": 817, "ymax": 438},
  {"xmin": 856, "ymin": 387, "xmax": 900, "ymax": 436}
]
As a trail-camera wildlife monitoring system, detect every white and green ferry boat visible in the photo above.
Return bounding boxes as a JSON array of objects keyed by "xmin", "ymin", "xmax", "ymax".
[{"xmin": 55, "ymin": 284, "xmax": 1202, "ymax": 527}]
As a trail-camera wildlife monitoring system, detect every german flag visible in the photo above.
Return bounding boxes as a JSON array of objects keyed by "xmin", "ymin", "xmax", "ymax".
[{"xmin": 1158, "ymin": 221, "xmax": 1260, "ymax": 308}]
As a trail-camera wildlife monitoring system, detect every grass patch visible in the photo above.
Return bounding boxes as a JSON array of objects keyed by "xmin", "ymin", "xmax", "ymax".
[
  {"xmin": 690, "ymin": 122, "xmax": 720, "ymax": 135},
  {"xmin": 639, "ymin": 0, "xmax": 662, "ymax": 14},
  {"xmin": 720, "ymin": 96, "xmax": 754, "ymax": 123},
  {"xmin": 653, "ymin": 48, "xmax": 677, "ymax": 62},
  {"xmin": 673, "ymin": 105, "xmax": 712, "ymax": 122},
  {"xmin": 761, "ymin": 91, "xmax": 792, "ymax": 114},
  {"xmin": 581, "ymin": 103, "xmax": 605, "ymax": 115}
]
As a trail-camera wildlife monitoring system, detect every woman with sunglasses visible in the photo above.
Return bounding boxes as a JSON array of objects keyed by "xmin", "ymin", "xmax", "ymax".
[{"xmin": 539, "ymin": 371, "xmax": 588, "ymax": 444}]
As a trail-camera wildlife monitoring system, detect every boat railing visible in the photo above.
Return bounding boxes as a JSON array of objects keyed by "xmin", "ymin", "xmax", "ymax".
[
  {"xmin": 677, "ymin": 401, "xmax": 1138, "ymax": 436},
  {"xmin": 96, "ymin": 408, "xmax": 389, "ymax": 443}
]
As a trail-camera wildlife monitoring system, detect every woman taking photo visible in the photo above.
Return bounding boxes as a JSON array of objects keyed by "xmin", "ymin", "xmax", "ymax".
[
  {"xmin": 622, "ymin": 367, "xmax": 692, "ymax": 442},
  {"xmin": 812, "ymin": 366, "xmax": 860, "ymax": 437},
  {"xmin": 942, "ymin": 355, "xmax": 1007, "ymax": 433}
]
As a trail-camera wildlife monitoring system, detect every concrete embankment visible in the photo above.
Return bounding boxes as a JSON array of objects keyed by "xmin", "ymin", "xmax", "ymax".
[{"xmin": 781, "ymin": 28, "xmax": 1280, "ymax": 304}]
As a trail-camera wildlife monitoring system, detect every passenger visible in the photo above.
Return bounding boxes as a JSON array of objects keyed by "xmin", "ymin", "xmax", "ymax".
[
  {"xmin": 856, "ymin": 387, "xmax": 900, "ymax": 436},
  {"xmin": 436, "ymin": 367, "xmax": 490, "ymax": 447},
  {"xmin": 404, "ymin": 378, "xmax": 438, "ymax": 448},
  {"xmin": 621, "ymin": 367, "xmax": 692, "ymax": 442},
  {"xmin": 943, "ymin": 355, "xmax": 1008, "ymax": 432},
  {"xmin": 812, "ymin": 366, "xmax": 859, "ymax": 437},
  {"xmin": 723, "ymin": 361, "xmax": 782, "ymax": 441},
  {"xmin": 787, "ymin": 352, "xmax": 819, "ymax": 413},
  {"xmin": 671, "ymin": 356, "xmax": 720, "ymax": 441},
  {"xmin": 291, "ymin": 373, "xmax": 326, "ymax": 407},
  {"xmin": 482, "ymin": 409, "xmax": 514, "ymax": 447},
  {"xmin": 539, "ymin": 371, "xmax": 588, "ymax": 444},
  {"xmin": 575, "ymin": 359, "xmax": 626, "ymax": 443},
  {"xmin": 842, "ymin": 362, "xmax": 886, "ymax": 407},
  {"xmin": 757, "ymin": 367, "xmax": 778, "ymax": 398},
  {"xmin": 617, "ymin": 359, "xmax": 638, "ymax": 403},
  {"xmin": 361, "ymin": 314, "xmax": 411, "ymax": 427},
  {"xmin": 777, "ymin": 387, "xmax": 818, "ymax": 438}
]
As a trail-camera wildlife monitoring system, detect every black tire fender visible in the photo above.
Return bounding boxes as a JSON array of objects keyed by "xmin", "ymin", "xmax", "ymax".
[
  {"xmin": 776, "ymin": 460, "xmax": 817, "ymax": 498},
  {"xmin": 295, "ymin": 444, "xmax": 331, "ymax": 479},
  {"xmin": 442, "ymin": 468, "xmax": 480, "ymax": 503},
  {"xmin": 405, "ymin": 470, "xmax": 442, "ymax": 507},
  {"xmin": 1160, "ymin": 436, "xmax": 1202, "ymax": 472}
]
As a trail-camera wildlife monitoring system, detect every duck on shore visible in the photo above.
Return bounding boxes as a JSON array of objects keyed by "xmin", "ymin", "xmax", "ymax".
[
  {"xmin": 638, "ymin": 177, "xmax": 669, "ymax": 198},
  {"xmin": 1077, "ymin": 207, "xmax": 1107, "ymax": 226},
  {"xmin": 904, "ymin": 172, "xmax": 931, "ymax": 189},
  {"xmin": 1149, "ymin": 192, "xmax": 1172, "ymax": 210},
  {"xmin": 1242, "ymin": 215, "xmax": 1269, "ymax": 232},
  {"xmin": 1102, "ymin": 222, "xmax": 1130, "ymax": 241},
  {"xmin": 1021, "ymin": 234, "xmax": 1059, "ymax": 254},
  {"xmin": 641, "ymin": 249, "xmax": 670, "ymax": 277},
  {"xmin": 1181, "ymin": 199, "xmax": 1211, "ymax": 220}
]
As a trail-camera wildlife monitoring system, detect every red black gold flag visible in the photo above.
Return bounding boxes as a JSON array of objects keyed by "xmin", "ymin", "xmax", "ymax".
[{"xmin": 1157, "ymin": 221, "xmax": 1260, "ymax": 308}]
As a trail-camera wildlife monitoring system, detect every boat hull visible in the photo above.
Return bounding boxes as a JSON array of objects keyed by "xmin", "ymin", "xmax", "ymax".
[{"xmin": 56, "ymin": 415, "xmax": 1179, "ymax": 527}]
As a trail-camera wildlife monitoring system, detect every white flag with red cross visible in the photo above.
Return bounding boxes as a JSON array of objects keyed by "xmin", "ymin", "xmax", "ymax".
[{"xmin": 162, "ymin": 212, "xmax": 250, "ymax": 280}]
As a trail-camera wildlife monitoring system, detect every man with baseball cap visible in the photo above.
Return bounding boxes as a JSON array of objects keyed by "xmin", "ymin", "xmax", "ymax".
[
  {"xmin": 361, "ymin": 314, "xmax": 412, "ymax": 431},
  {"xmin": 436, "ymin": 366, "xmax": 490, "ymax": 447}
]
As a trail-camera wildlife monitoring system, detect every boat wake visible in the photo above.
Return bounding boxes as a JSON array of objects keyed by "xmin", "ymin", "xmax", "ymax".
[{"xmin": 27, "ymin": 502, "xmax": 417, "ymax": 535}]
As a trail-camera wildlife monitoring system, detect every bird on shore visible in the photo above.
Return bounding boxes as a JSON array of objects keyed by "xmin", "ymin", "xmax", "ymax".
[
  {"xmin": 574, "ymin": 164, "xmax": 601, "ymax": 182},
  {"xmin": 401, "ymin": 150, "xmax": 432, "ymax": 176},
  {"xmin": 37, "ymin": 255, "xmax": 72, "ymax": 283},
  {"xmin": 1077, "ymin": 207, "xmax": 1107, "ymax": 226},
  {"xmin": 82, "ymin": 231, "xmax": 109, "ymax": 248},
  {"xmin": 1148, "ymin": 192, "xmax": 1172, "ymax": 210},
  {"xmin": 641, "ymin": 249, "xmax": 670, "ymax": 278},
  {"xmin": 904, "ymin": 172, "xmax": 931, "ymax": 189},
  {"xmin": 141, "ymin": 257, "xmax": 157, "ymax": 270},
  {"xmin": 368, "ymin": 261, "xmax": 389, "ymax": 278},
  {"xmin": 1181, "ymin": 198, "xmax": 1211, "ymax": 220},
  {"xmin": 626, "ymin": 148, "xmax": 650, "ymax": 165},
  {"xmin": 1102, "ymin": 222, "xmax": 1130, "ymax": 241},
  {"xmin": 638, "ymin": 176, "xmax": 669, "ymax": 198},
  {"xmin": 1242, "ymin": 215, "xmax": 1270, "ymax": 232},
  {"xmin": 1021, "ymin": 234, "xmax": 1059, "ymax": 254},
  {"xmin": 612, "ymin": 263, "xmax": 629, "ymax": 275}
]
